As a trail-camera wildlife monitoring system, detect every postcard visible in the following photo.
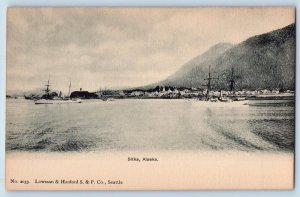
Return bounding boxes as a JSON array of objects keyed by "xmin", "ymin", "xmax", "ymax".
[{"xmin": 5, "ymin": 7, "xmax": 295, "ymax": 190}]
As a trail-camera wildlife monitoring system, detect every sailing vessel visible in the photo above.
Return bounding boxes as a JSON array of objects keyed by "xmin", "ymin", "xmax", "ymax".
[
  {"xmin": 202, "ymin": 65, "xmax": 219, "ymax": 101},
  {"xmin": 34, "ymin": 79, "xmax": 82, "ymax": 104},
  {"xmin": 193, "ymin": 66, "xmax": 248, "ymax": 107}
]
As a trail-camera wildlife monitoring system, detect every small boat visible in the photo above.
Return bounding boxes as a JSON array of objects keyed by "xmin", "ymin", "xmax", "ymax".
[
  {"xmin": 232, "ymin": 97, "xmax": 246, "ymax": 101},
  {"xmin": 218, "ymin": 91, "xmax": 233, "ymax": 103},
  {"xmin": 218, "ymin": 97, "xmax": 233, "ymax": 102}
]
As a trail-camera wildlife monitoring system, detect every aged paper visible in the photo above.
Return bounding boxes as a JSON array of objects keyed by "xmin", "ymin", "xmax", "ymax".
[{"xmin": 6, "ymin": 7, "xmax": 295, "ymax": 190}]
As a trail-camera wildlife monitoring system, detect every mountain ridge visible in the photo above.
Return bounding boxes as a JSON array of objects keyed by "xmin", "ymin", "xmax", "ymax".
[{"xmin": 144, "ymin": 23, "xmax": 295, "ymax": 91}]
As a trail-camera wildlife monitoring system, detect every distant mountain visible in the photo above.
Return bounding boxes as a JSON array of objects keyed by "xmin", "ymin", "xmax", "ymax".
[{"xmin": 148, "ymin": 23, "xmax": 295, "ymax": 90}]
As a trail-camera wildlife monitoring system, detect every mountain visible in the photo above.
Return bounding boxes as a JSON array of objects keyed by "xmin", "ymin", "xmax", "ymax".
[{"xmin": 149, "ymin": 23, "xmax": 295, "ymax": 90}]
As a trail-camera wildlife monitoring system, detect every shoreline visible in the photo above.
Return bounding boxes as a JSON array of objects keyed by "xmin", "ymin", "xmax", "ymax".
[{"xmin": 7, "ymin": 94, "xmax": 295, "ymax": 101}]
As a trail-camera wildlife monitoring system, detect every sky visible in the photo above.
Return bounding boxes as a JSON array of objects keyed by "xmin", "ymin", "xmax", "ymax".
[{"xmin": 7, "ymin": 7, "xmax": 295, "ymax": 93}]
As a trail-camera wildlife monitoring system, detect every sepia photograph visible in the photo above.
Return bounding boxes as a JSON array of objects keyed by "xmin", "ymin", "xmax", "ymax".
[{"xmin": 5, "ymin": 7, "xmax": 295, "ymax": 190}]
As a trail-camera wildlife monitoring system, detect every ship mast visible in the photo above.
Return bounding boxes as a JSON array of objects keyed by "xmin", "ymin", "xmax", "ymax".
[
  {"xmin": 68, "ymin": 79, "xmax": 71, "ymax": 97},
  {"xmin": 229, "ymin": 67, "xmax": 235, "ymax": 93},
  {"xmin": 229, "ymin": 67, "xmax": 242, "ymax": 95},
  {"xmin": 203, "ymin": 66, "xmax": 218, "ymax": 100},
  {"xmin": 44, "ymin": 79, "xmax": 50, "ymax": 96}
]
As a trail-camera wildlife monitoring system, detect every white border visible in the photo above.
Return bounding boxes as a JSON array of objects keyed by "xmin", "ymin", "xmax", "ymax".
[{"xmin": 0, "ymin": 0, "xmax": 298, "ymax": 196}]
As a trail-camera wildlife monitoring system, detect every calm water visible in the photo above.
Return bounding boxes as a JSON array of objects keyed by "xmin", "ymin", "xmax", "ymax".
[{"xmin": 6, "ymin": 99, "xmax": 295, "ymax": 152}]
